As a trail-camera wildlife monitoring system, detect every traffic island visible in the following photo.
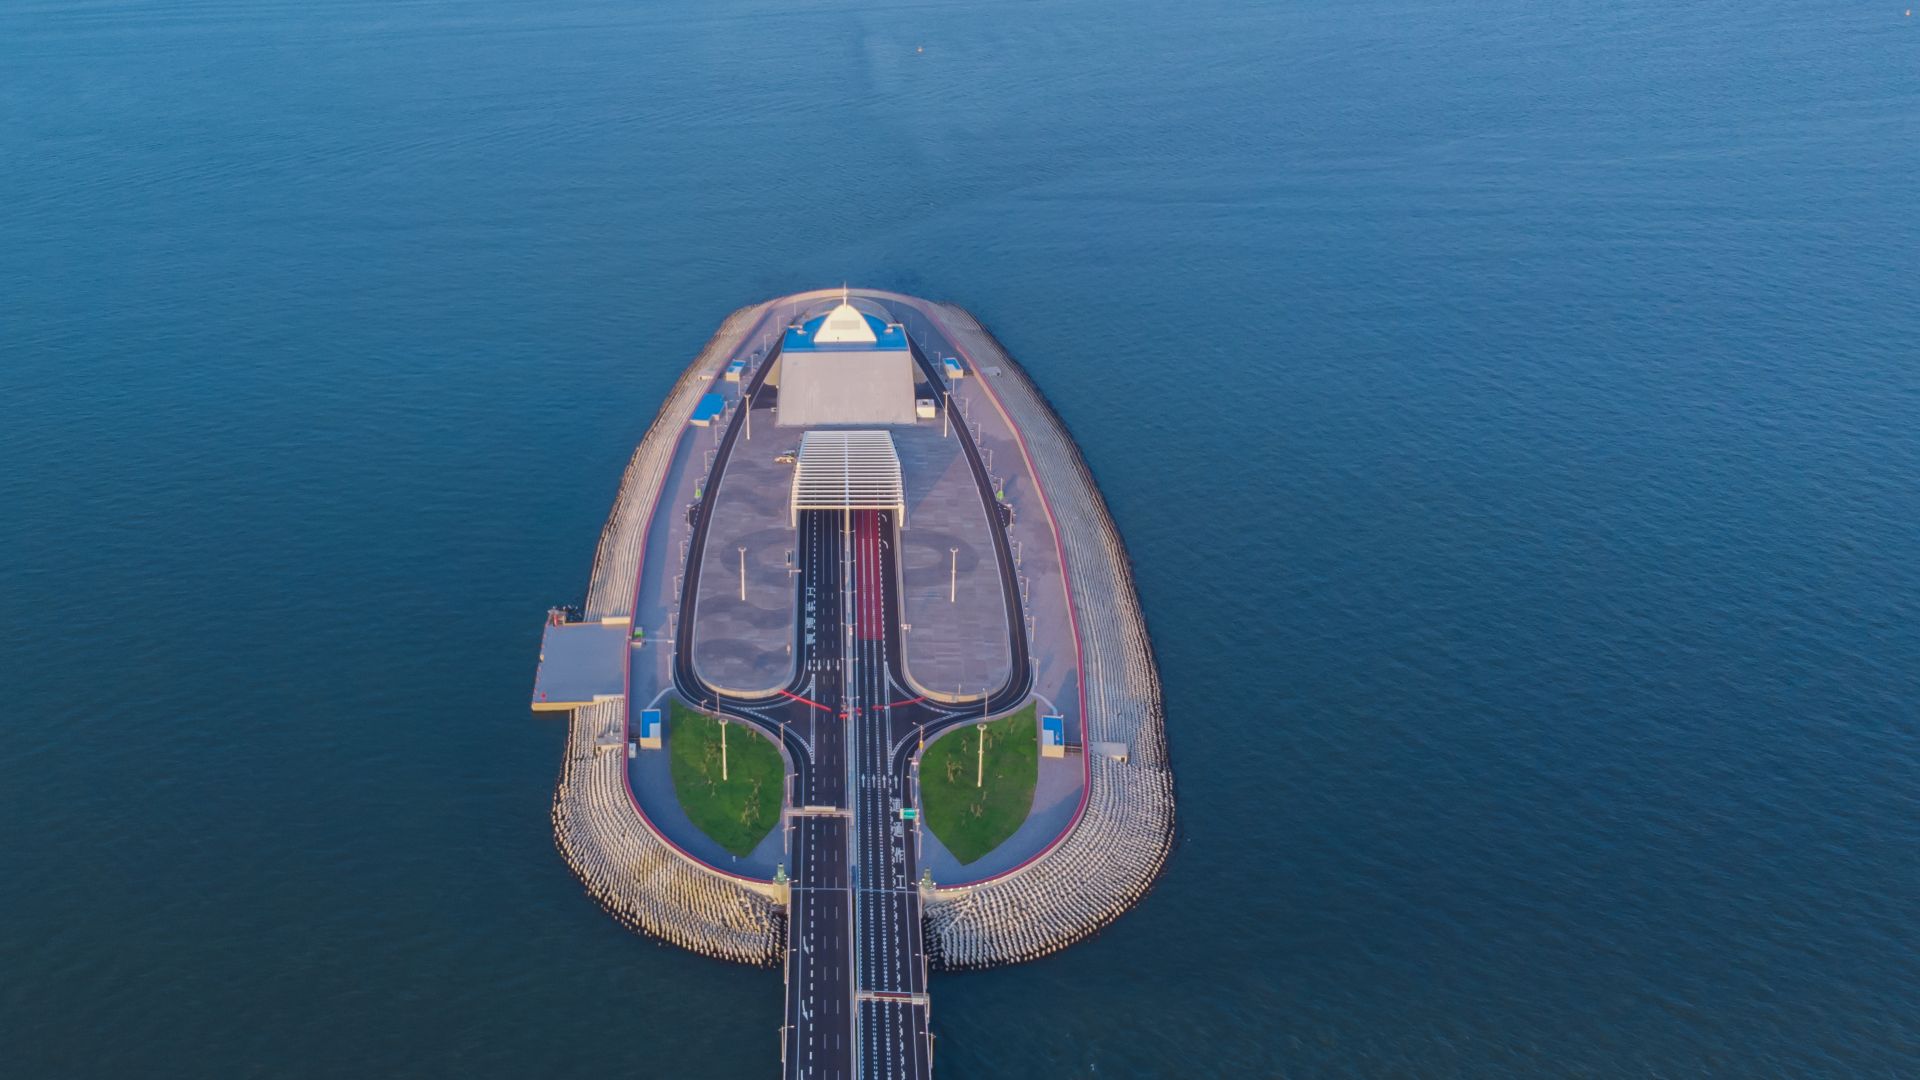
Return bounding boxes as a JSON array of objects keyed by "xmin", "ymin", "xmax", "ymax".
[
  {"xmin": 668, "ymin": 699, "xmax": 784, "ymax": 857},
  {"xmin": 920, "ymin": 703, "xmax": 1039, "ymax": 864}
]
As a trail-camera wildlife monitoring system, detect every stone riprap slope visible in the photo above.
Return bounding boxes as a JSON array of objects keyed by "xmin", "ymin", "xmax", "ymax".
[
  {"xmin": 919, "ymin": 303, "xmax": 1174, "ymax": 969},
  {"xmin": 553, "ymin": 703, "xmax": 783, "ymax": 964}
]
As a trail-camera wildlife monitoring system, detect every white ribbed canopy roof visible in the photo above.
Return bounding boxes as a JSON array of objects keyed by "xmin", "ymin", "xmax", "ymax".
[{"xmin": 790, "ymin": 430, "xmax": 904, "ymax": 527}]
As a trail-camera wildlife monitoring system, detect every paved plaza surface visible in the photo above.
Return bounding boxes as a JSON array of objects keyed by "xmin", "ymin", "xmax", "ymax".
[
  {"xmin": 892, "ymin": 415, "xmax": 1013, "ymax": 699},
  {"xmin": 690, "ymin": 387, "xmax": 796, "ymax": 696}
]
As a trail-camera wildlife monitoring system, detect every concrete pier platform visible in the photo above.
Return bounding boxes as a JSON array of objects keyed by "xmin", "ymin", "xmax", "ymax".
[{"xmin": 532, "ymin": 617, "xmax": 628, "ymax": 710}]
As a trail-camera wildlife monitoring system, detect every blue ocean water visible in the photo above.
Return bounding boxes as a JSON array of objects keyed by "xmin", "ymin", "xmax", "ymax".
[{"xmin": 4, "ymin": 0, "xmax": 1918, "ymax": 1075}]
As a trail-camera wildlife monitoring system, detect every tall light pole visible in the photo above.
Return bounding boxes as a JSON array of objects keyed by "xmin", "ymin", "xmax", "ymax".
[
  {"xmin": 950, "ymin": 548, "xmax": 959, "ymax": 603},
  {"xmin": 739, "ymin": 546, "xmax": 748, "ymax": 602},
  {"xmin": 975, "ymin": 722, "xmax": 986, "ymax": 788},
  {"xmin": 942, "ymin": 388, "xmax": 950, "ymax": 439},
  {"xmin": 721, "ymin": 717, "xmax": 730, "ymax": 781},
  {"xmin": 744, "ymin": 383, "xmax": 753, "ymax": 440}
]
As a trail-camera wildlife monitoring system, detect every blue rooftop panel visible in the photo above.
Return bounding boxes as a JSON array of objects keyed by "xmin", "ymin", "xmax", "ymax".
[
  {"xmin": 690, "ymin": 393, "xmax": 727, "ymax": 425},
  {"xmin": 783, "ymin": 311, "xmax": 910, "ymax": 352}
]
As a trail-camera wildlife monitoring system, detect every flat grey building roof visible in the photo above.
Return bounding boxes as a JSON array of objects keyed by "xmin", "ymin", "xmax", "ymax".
[{"xmin": 776, "ymin": 349, "xmax": 918, "ymax": 427}]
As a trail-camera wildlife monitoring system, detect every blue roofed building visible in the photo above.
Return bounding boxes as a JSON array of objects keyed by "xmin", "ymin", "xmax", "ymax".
[
  {"xmin": 637, "ymin": 708, "xmax": 663, "ymax": 750},
  {"xmin": 773, "ymin": 295, "xmax": 918, "ymax": 427},
  {"xmin": 690, "ymin": 392, "xmax": 727, "ymax": 426},
  {"xmin": 1041, "ymin": 713, "xmax": 1067, "ymax": 758}
]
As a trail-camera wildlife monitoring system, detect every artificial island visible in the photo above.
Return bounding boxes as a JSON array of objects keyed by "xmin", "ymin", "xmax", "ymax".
[{"xmin": 531, "ymin": 289, "xmax": 1173, "ymax": 1079}]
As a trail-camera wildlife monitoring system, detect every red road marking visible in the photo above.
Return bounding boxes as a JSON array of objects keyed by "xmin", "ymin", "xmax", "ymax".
[
  {"xmin": 855, "ymin": 509, "xmax": 883, "ymax": 642},
  {"xmin": 779, "ymin": 689, "xmax": 830, "ymax": 711}
]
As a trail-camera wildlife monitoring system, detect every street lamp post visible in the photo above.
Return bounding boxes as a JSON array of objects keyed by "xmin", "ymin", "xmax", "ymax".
[
  {"xmin": 975, "ymin": 722, "xmax": 987, "ymax": 788},
  {"xmin": 739, "ymin": 546, "xmax": 748, "ymax": 602},
  {"xmin": 950, "ymin": 548, "xmax": 959, "ymax": 603}
]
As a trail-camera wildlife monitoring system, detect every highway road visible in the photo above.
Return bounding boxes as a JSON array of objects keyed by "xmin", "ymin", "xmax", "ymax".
[
  {"xmin": 783, "ymin": 506, "xmax": 856, "ymax": 1078},
  {"xmin": 849, "ymin": 507, "xmax": 932, "ymax": 1079},
  {"xmin": 668, "ymin": 318, "xmax": 1034, "ymax": 1078},
  {"xmin": 770, "ymin": 505, "xmax": 934, "ymax": 1080}
]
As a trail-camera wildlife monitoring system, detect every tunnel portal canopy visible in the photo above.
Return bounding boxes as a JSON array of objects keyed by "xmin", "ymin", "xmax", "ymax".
[{"xmin": 790, "ymin": 430, "xmax": 905, "ymax": 527}]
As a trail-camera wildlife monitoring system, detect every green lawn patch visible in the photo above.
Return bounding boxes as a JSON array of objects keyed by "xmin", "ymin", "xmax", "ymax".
[
  {"xmin": 668, "ymin": 700, "xmax": 784, "ymax": 857},
  {"xmin": 919, "ymin": 702, "xmax": 1038, "ymax": 865}
]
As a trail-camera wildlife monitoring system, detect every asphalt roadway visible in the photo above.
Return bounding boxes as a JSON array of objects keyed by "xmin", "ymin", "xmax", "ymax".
[{"xmin": 670, "ymin": 323, "xmax": 1033, "ymax": 1079}]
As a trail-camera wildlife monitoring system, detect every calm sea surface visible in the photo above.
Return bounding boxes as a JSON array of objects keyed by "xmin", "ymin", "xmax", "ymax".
[{"xmin": 4, "ymin": 1, "xmax": 1918, "ymax": 1076}]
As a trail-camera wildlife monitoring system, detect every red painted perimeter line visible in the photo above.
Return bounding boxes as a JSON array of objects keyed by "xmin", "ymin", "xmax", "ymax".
[{"xmin": 856, "ymin": 510, "xmax": 883, "ymax": 642}]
